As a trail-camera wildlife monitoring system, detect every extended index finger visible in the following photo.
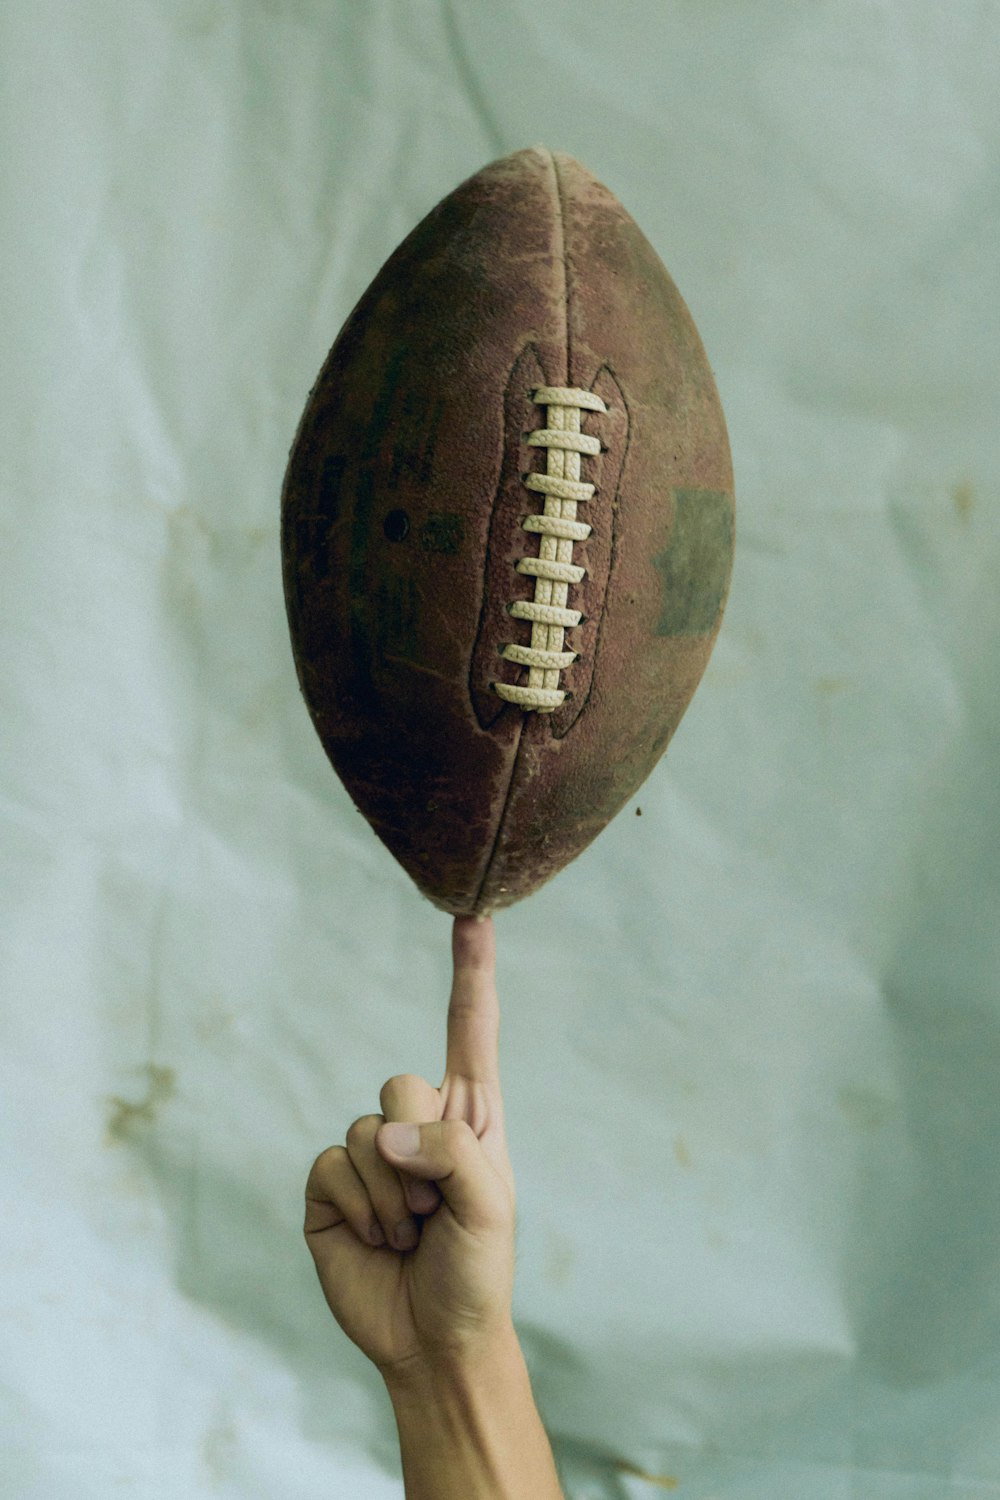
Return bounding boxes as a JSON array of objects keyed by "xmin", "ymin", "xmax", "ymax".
[{"xmin": 444, "ymin": 915, "xmax": 499, "ymax": 1085}]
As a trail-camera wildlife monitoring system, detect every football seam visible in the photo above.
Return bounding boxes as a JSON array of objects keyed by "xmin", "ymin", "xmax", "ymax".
[{"xmin": 470, "ymin": 148, "xmax": 568, "ymax": 912}]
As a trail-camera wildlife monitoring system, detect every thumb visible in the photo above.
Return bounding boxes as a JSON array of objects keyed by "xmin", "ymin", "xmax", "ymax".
[{"xmin": 377, "ymin": 1119, "xmax": 508, "ymax": 1235}]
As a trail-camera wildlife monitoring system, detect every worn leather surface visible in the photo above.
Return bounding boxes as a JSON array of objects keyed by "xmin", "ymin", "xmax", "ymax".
[{"xmin": 281, "ymin": 147, "xmax": 734, "ymax": 914}]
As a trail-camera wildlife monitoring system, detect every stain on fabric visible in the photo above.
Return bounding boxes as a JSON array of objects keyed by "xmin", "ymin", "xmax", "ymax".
[
  {"xmin": 615, "ymin": 1458, "xmax": 680, "ymax": 1488},
  {"xmin": 202, "ymin": 1412, "xmax": 237, "ymax": 1485},
  {"xmin": 951, "ymin": 480, "xmax": 975, "ymax": 520},
  {"xmin": 105, "ymin": 1063, "xmax": 176, "ymax": 1143},
  {"xmin": 543, "ymin": 1227, "xmax": 575, "ymax": 1288},
  {"xmin": 838, "ymin": 1085, "xmax": 896, "ymax": 1131}
]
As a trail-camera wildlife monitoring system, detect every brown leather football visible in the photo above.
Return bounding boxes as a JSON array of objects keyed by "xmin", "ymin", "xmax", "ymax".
[{"xmin": 281, "ymin": 147, "xmax": 734, "ymax": 916}]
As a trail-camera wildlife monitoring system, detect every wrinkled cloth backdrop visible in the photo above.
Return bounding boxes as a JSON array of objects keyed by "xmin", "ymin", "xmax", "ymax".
[{"xmin": 3, "ymin": 2, "xmax": 999, "ymax": 1497}]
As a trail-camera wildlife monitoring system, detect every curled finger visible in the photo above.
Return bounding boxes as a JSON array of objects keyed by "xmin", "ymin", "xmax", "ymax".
[
  {"xmin": 304, "ymin": 1144, "xmax": 387, "ymax": 1249},
  {"xmin": 346, "ymin": 1115, "xmax": 423, "ymax": 1251},
  {"xmin": 378, "ymin": 1073, "xmax": 444, "ymax": 1216}
]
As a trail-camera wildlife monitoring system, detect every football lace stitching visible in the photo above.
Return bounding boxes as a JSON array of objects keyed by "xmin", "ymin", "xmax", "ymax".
[{"xmin": 492, "ymin": 385, "xmax": 606, "ymax": 712}]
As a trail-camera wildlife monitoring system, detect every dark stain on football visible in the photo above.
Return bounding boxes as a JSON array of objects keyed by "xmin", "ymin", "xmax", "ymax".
[
  {"xmin": 350, "ymin": 468, "xmax": 378, "ymax": 711},
  {"xmin": 389, "ymin": 393, "xmax": 445, "ymax": 488},
  {"xmin": 361, "ymin": 343, "xmax": 408, "ymax": 462},
  {"xmin": 384, "ymin": 508, "xmax": 410, "ymax": 541},
  {"xmin": 105, "ymin": 1063, "xmax": 176, "ymax": 1144},
  {"xmin": 420, "ymin": 513, "xmax": 464, "ymax": 554},
  {"xmin": 653, "ymin": 489, "xmax": 733, "ymax": 637},
  {"xmin": 375, "ymin": 574, "xmax": 418, "ymax": 659},
  {"xmin": 290, "ymin": 455, "xmax": 346, "ymax": 589},
  {"xmin": 321, "ymin": 453, "xmax": 346, "ymax": 522}
]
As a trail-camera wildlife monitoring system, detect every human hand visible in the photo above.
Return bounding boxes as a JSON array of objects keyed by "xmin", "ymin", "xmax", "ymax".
[{"xmin": 304, "ymin": 916, "xmax": 517, "ymax": 1381}]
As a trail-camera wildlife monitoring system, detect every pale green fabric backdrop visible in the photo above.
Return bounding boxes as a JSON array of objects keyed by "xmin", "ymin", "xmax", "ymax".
[{"xmin": 3, "ymin": 2, "xmax": 999, "ymax": 1496}]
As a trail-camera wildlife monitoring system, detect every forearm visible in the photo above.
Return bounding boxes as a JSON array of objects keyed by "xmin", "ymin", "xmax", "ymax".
[{"xmin": 383, "ymin": 1326, "xmax": 565, "ymax": 1500}]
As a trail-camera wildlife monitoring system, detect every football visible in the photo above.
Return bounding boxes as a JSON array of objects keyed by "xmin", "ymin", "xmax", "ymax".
[{"xmin": 281, "ymin": 147, "xmax": 734, "ymax": 915}]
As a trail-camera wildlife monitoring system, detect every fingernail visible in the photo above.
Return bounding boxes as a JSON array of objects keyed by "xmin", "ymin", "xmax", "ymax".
[
  {"xmin": 394, "ymin": 1218, "xmax": 419, "ymax": 1250},
  {"xmin": 369, "ymin": 1222, "xmax": 386, "ymax": 1247},
  {"xmin": 381, "ymin": 1122, "xmax": 420, "ymax": 1156},
  {"xmin": 408, "ymin": 1182, "xmax": 438, "ymax": 1214}
]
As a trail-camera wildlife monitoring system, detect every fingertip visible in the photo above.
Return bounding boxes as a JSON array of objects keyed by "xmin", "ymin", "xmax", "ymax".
[{"xmin": 453, "ymin": 914, "xmax": 495, "ymax": 969}]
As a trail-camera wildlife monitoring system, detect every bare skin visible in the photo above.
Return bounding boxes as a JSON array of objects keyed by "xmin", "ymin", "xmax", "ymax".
[{"xmin": 304, "ymin": 916, "xmax": 518, "ymax": 1380}]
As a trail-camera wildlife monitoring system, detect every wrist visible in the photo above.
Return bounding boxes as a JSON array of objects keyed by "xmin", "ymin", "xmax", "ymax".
[
  {"xmin": 382, "ymin": 1324, "xmax": 565, "ymax": 1500},
  {"xmin": 380, "ymin": 1320, "xmax": 521, "ymax": 1403}
]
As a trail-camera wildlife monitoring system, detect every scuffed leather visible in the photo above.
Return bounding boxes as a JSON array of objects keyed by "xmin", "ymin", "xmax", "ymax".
[{"xmin": 281, "ymin": 147, "xmax": 734, "ymax": 914}]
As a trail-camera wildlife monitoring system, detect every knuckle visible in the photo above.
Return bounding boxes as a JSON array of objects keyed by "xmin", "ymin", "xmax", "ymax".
[
  {"xmin": 345, "ymin": 1114, "xmax": 378, "ymax": 1148},
  {"xmin": 443, "ymin": 1117, "xmax": 476, "ymax": 1149},
  {"xmin": 385, "ymin": 1071, "xmax": 422, "ymax": 1091},
  {"xmin": 309, "ymin": 1143, "xmax": 346, "ymax": 1180},
  {"xmin": 379, "ymin": 1072, "xmax": 427, "ymax": 1107}
]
